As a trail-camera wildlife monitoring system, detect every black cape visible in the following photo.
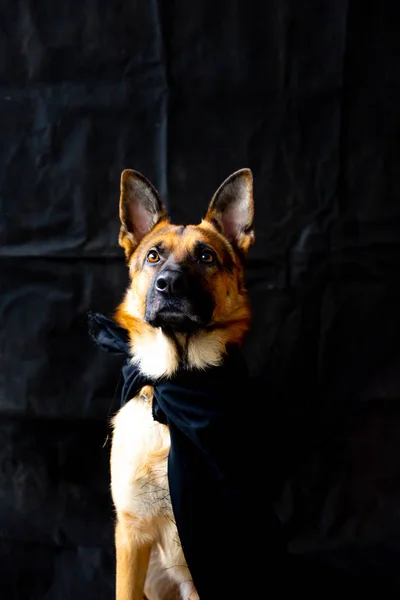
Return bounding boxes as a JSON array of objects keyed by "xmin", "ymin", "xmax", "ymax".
[{"xmin": 88, "ymin": 312, "xmax": 281, "ymax": 597}]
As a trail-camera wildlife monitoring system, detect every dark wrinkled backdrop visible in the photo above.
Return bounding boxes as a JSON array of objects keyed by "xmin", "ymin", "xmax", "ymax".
[{"xmin": 1, "ymin": 0, "xmax": 400, "ymax": 597}]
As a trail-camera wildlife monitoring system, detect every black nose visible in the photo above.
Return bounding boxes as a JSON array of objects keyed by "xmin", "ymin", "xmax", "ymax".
[{"xmin": 155, "ymin": 269, "xmax": 186, "ymax": 296}]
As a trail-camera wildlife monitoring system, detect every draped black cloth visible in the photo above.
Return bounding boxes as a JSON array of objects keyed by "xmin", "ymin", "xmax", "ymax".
[{"xmin": 88, "ymin": 311, "xmax": 276, "ymax": 597}]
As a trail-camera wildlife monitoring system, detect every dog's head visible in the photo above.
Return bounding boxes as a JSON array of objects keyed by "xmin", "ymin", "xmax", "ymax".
[{"xmin": 115, "ymin": 168, "xmax": 255, "ymax": 377}]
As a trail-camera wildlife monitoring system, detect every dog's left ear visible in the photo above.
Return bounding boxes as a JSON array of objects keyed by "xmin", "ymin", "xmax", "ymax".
[
  {"xmin": 204, "ymin": 168, "xmax": 255, "ymax": 255},
  {"xmin": 119, "ymin": 169, "xmax": 168, "ymax": 259}
]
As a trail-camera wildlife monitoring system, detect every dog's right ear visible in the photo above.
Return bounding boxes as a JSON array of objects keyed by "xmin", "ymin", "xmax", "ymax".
[
  {"xmin": 204, "ymin": 168, "xmax": 255, "ymax": 256},
  {"xmin": 119, "ymin": 170, "xmax": 168, "ymax": 260}
]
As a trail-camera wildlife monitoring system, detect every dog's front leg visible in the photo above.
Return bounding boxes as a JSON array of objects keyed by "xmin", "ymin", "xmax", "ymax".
[{"xmin": 115, "ymin": 514, "xmax": 152, "ymax": 600}]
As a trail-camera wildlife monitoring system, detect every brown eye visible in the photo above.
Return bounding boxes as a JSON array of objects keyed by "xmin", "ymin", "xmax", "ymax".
[
  {"xmin": 147, "ymin": 250, "xmax": 160, "ymax": 264},
  {"xmin": 200, "ymin": 250, "xmax": 215, "ymax": 264}
]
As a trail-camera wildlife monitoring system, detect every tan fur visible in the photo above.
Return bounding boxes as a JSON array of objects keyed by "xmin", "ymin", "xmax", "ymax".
[
  {"xmin": 109, "ymin": 169, "xmax": 255, "ymax": 600},
  {"xmin": 111, "ymin": 389, "xmax": 198, "ymax": 600}
]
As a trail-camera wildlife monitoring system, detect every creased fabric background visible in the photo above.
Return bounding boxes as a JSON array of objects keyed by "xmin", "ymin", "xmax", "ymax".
[{"xmin": 1, "ymin": 0, "xmax": 400, "ymax": 597}]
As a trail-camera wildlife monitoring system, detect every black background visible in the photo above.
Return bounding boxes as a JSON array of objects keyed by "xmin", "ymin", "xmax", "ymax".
[{"xmin": 2, "ymin": 0, "xmax": 400, "ymax": 598}]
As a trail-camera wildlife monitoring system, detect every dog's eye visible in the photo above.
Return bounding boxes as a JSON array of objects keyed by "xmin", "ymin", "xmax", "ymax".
[
  {"xmin": 200, "ymin": 250, "xmax": 215, "ymax": 264},
  {"xmin": 147, "ymin": 250, "xmax": 160, "ymax": 264}
]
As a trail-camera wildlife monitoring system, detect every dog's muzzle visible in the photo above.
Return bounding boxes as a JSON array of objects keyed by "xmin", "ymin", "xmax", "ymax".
[{"xmin": 145, "ymin": 267, "xmax": 214, "ymax": 333}]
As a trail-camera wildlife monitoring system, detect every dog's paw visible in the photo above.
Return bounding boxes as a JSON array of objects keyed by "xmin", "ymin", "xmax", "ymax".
[{"xmin": 179, "ymin": 581, "xmax": 199, "ymax": 600}]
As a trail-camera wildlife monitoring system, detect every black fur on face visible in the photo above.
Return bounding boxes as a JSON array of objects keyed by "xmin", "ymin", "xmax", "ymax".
[{"xmin": 144, "ymin": 250, "xmax": 215, "ymax": 334}]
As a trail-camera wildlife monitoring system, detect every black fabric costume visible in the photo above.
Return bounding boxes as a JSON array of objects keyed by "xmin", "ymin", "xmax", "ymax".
[{"xmin": 88, "ymin": 311, "xmax": 279, "ymax": 598}]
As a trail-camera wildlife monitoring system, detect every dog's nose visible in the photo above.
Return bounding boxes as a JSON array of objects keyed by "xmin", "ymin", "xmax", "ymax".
[{"xmin": 155, "ymin": 270, "xmax": 185, "ymax": 296}]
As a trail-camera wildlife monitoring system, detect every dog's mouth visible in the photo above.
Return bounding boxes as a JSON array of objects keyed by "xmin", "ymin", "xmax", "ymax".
[
  {"xmin": 150, "ymin": 310, "xmax": 203, "ymax": 333},
  {"xmin": 145, "ymin": 295, "xmax": 211, "ymax": 334}
]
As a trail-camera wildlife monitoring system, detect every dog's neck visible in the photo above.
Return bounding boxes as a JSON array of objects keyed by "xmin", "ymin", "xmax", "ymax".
[{"xmin": 128, "ymin": 322, "xmax": 245, "ymax": 379}]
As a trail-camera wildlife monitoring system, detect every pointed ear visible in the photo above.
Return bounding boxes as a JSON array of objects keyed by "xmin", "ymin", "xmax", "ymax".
[
  {"xmin": 119, "ymin": 169, "xmax": 167, "ymax": 259},
  {"xmin": 204, "ymin": 168, "xmax": 255, "ymax": 255}
]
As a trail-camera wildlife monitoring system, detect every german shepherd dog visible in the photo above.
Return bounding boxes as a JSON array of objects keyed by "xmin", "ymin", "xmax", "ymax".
[{"xmin": 109, "ymin": 168, "xmax": 255, "ymax": 600}]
